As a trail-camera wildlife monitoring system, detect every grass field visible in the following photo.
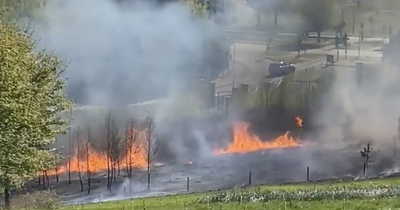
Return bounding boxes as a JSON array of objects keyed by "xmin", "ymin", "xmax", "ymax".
[{"xmin": 59, "ymin": 177, "xmax": 400, "ymax": 210}]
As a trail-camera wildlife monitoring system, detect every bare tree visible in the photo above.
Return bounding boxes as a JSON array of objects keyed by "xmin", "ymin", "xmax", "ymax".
[
  {"xmin": 104, "ymin": 110, "xmax": 123, "ymax": 192},
  {"xmin": 143, "ymin": 116, "xmax": 160, "ymax": 190},
  {"xmin": 75, "ymin": 127, "xmax": 84, "ymax": 192},
  {"xmin": 68, "ymin": 109, "xmax": 73, "ymax": 184},
  {"xmin": 125, "ymin": 119, "xmax": 140, "ymax": 178},
  {"xmin": 85, "ymin": 126, "xmax": 93, "ymax": 194},
  {"xmin": 124, "ymin": 119, "xmax": 141, "ymax": 193},
  {"xmin": 360, "ymin": 143, "xmax": 373, "ymax": 177}
]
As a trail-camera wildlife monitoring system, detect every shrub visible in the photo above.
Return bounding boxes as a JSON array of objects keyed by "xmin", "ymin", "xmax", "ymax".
[{"xmin": 11, "ymin": 190, "xmax": 61, "ymax": 209}]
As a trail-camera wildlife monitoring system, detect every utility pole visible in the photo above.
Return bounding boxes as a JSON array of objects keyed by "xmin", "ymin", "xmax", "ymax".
[
  {"xmin": 232, "ymin": 43, "xmax": 236, "ymax": 90},
  {"xmin": 335, "ymin": 35, "xmax": 339, "ymax": 61},
  {"xmin": 352, "ymin": 6, "xmax": 355, "ymax": 34},
  {"xmin": 358, "ymin": 32, "xmax": 361, "ymax": 58},
  {"xmin": 341, "ymin": 8, "xmax": 344, "ymax": 37}
]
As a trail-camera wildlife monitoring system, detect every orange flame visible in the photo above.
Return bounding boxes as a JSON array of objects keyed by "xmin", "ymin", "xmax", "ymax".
[
  {"xmin": 295, "ymin": 116, "xmax": 303, "ymax": 128},
  {"xmin": 215, "ymin": 122, "xmax": 300, "ymax": 154},
  {"xmin": 48, "ymin": 129, "xmax": 148, "ymax": 176}
]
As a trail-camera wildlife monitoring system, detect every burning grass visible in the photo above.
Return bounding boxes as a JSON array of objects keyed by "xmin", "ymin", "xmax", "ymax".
[
  {"xmin": 50, "ymin": 118, "xmax": 304, "ymax": 176},
  {"xmin": 56, "ymin": 177, "xmax": 400, "ymax": 210},
  {"xmin": 214, "ymin": 122, "xmax": 300, "ymax": 154},
  {"xmin": 215, "ymin": 118, "xmax": 303, "ymax": 155}
]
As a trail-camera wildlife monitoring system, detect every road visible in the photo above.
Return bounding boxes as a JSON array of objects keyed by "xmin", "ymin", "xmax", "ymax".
[
  {"xmin": 212, "ymin": 42, "xmax": 327, "ymax": 94},
  {"xmin": 213, "ymin": 43, "xmax": 270, "ymax": 94},
  {"xmin": 225, "ymin": 30, "xmax": 389, "ymax": 45}
]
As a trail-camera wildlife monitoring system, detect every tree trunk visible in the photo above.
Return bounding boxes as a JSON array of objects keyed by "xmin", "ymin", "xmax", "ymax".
[
  {"xmin": 125, "ymin": 147, "xmax": 129, "ymax": 177},
  {"xmin": 77, "ymin": 144, "xmax": 83, "ymax": 192},
  {"xmin": 55, "ymin": 167, "xmax": 59, "ymax": 182},
  {"xmin": 86, "ymin": 142, "xmax": 91, "ymax": 194},
  {"xmin": 109, "ymin": 160, "xmax": 113, "ymax": 192},
  {"xmin": 147, "ymin": 168, "xmax": 150, "ymax": 190},
  {"xmin": 78, "ymin": 167, "xmax": 83, "ymax": 192},
  {"xmin": 87, "ymin": 174, "xmax": 91, "ymax": 194},
  {"xmin": 42, "ymin": 171, "xmax": 46, "ymax": 190},
  {"xmin": 38, "ymin": 175, "xmax": 41, "ymax": 185},
  {"xmin": 45, "ymin": 170, "xmax": 49, "ymax": 188},
  {"xmin": 129, "ymin": 147, "xmax": 133, "ymax": 177},
  {"xmin": 68, "ymin": 158, "xmax": 72, "ymax": 184},
  {"xmin": 68, "ymin": 109, "xmax": 72, "ymax": 185},
  {"xmin": 113, "ymin": 162, "xmax": 117, "ymax": 183},
  {"xmin": 117, "ymin": 161, "xmax": 121, "ymax": 176},
  {"xmin": 4, "ymin": 184, "xmax": 10, "ymax": 209},
  {"xmin": 107, "ymin": 150, "xmax": 111, "ymax": 191},
  {"xmin": 147, "ymin": 148, "xmax": 151, "ymax": 190}
]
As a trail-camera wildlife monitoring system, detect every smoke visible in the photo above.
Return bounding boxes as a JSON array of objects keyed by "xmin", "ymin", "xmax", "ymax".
[
  {"xmin": 314, "ymin": 63, "xmax": 400, "ymax": 152},
  {"xmin": 33, "ymin": 0, "xmax": 207, "ymax": 106}
]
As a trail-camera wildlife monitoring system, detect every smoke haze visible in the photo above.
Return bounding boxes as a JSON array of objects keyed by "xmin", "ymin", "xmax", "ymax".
[
  {"xmin": 314, "ymin": 64, "xmax": 400, "ymax": 150},
  {"xmin": 33, "ymin": 0, "xmax": 207, "ymax": 106}
]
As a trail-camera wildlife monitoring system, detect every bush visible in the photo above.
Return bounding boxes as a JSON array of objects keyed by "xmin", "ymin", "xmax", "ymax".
[
  {"xmin": 11, "ymin": 190, "xmax": 61, "ymax": 209},
  {"xmin": 197, "ymin": 185, "xmax": 400, "ymax": 204}
]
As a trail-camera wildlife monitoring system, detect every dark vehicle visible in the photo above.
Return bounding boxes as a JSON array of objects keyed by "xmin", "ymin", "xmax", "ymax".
[{"xmin": 268, "ymin": 61, "xmax": 296, "ymax": 77}]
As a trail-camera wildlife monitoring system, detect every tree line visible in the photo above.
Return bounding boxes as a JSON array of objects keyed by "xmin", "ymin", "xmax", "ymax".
[{"xmin": 38, "ymin": 113, "xmax": 160, "ymax": 196}]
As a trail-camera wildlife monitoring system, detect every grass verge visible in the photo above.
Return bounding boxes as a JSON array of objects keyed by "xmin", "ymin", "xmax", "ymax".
[{"xmin": 58, "ymin": 177, "xmax": 400, "ymax": 210}]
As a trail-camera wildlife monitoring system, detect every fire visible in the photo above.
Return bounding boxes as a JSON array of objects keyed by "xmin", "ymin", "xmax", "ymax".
[
  {"xmin": 215, "ymin": 122, "xmax": 300, "ymax": 154},
  {"xmin": 48, "ymin": 129, "xmax": 148, "ymax": 176},
  {"xmin": 295, "ymin": 116, "xmax": 303, "ymax": 128}
]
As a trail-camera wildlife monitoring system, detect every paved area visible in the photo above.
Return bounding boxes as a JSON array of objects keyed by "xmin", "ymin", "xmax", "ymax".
[
  {"xmin": 212, "ymin": 36, "xmax": 383, "ymax": 95},
  {"xmin": 213, "ymin": 43, "xmax": 327, "ymax": 94}
]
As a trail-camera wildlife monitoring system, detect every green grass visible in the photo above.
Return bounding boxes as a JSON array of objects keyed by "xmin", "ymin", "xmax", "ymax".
[{"xmin": 59, "ymin": 177, "xmax": 400, "ymax": 210}]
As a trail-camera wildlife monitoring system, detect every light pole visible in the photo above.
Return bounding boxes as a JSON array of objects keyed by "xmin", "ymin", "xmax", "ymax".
[
  {"xmin": 232, "ymin": 43, "xmax": 236, "ymax": 90},
  {"xmin": 341, "ymin": 3, "xmax": 357, "ymax": 35},
  {"xmin": 358, "ymin": 32, "xmax": 361, "ymax": 58},
  {"xmin": 352, "ymin": 6, "xmax": 356, "ymax": 34},
  {"xmin": 381, "ymin": 10, "xmax": 394, "ymax": 37}
]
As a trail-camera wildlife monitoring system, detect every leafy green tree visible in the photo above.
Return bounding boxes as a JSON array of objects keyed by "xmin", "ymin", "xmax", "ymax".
[
  {"xmin": 0, "ymin": 21, "xmax": 72, "ymax": 208},
  {"xmin": 182, "ymin": 0, "xmax": 207, "ymax": 17},
  {"xmin": 0, "ymin": 0, "xmax": 46, "ymax": 22}
]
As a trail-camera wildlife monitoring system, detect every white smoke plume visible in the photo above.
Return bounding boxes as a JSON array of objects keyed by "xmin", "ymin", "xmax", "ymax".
[
  {"xmin": 33, "ymin": 0, "xmax": 208, "ymax": 107},
  {"xmin": 314, "ymin": 64, "xmax": 400, "ymax": 149}
]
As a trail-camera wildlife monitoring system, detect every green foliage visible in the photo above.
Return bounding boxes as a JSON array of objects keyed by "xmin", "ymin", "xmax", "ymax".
[
  {"xmin": 0, "ymin": 0, "xmax": 46, "ymax": 22},
  {"xmin": 182, "ymin": 0, "xmax": 207, "ymax": 18},
  {"xmin": 0, "ymin": 22, "xmax": 72, "ymax": 190},
  {"xmin": 12, "ymin": 190, "xmax": 60, "ymax": 209}
]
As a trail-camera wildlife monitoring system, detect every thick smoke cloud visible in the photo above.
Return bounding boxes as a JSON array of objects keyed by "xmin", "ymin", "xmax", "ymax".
[{"xmin": 34, "ymin": 0, "xmax": 206, "ymax": 106}]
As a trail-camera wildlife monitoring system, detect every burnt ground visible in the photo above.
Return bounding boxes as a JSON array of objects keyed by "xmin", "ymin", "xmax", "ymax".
[
  {"xmin": 18, "ymin": 106, "xmax": 400, "ymax": 204},
  {"xmin": 23, "ymin": 143, "xmax": 399, "ymax": 205}
]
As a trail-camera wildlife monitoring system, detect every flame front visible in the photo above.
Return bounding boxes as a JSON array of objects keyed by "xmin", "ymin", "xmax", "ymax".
[
  {"xmin": 215, "ymin": 122, "xmax": 300, "ymax": 154},
  {"xmin": 295, "ymin": 116, "xmax": 303, "ymax": 128},
  {"xmin": 48, "ymin": 130, "xmax": 148, "ymax": 176},
  {"xmin": 51, "ymin": 143, "xmax": 147, "ymax": 175}
]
